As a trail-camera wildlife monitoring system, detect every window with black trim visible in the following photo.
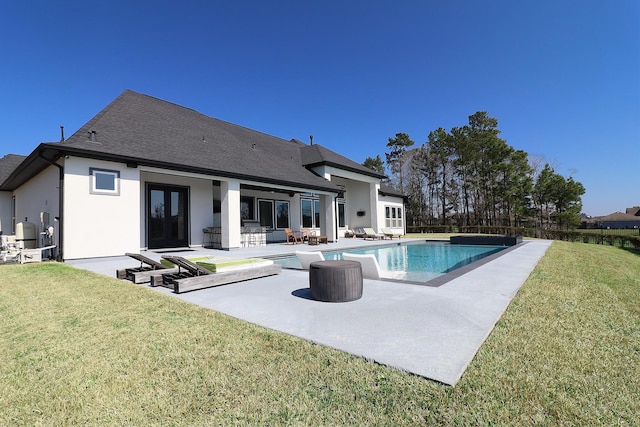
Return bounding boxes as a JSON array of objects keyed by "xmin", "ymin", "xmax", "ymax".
[
  {"xmin": 258, "ymin": 199, "xmax": 274, "ymax": 228},
  {"xmin": 301, "ymin": 197, "xmax": 321, "ymax": 228},
  {"xmin": 275, "ymin": 200, "xmax": 289, "ymax": 229},
  {"xmin": 241, "ymin": 196, "xmax": 255, "ymax": 220},
  {"xmin": 301, "ymin": 199, "xmax": 313, "ymax": 228},
  {"xmin": 90, "ymin": 168, "xmax": 120, "ymax": 195},
  {"xmin": 338, "ymin": 202, "xmax": 345, "ymax": 227}
]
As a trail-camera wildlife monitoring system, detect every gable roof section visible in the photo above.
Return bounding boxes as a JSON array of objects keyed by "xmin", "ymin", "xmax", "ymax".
[
  {"xmin": 379, "ymin": 182, "xmax": 405, "ymax": 198},
  {"xmin": 4, "ymin": 90, "xmax": 347, "ymax": 193},
  {"xmin": 626, "ymin": 206, "xmax": 640, "ymax": 216},
  {"xmin": 0, "ymin": 154, "xmax": 27, "ymax": 187},
  {"xmin": 593, "ymin": 211, "xmax": 640, "ymax": 222},
  {"xmin": 300, "ymin": 144, "xmax": 386, "ymax": 180}
]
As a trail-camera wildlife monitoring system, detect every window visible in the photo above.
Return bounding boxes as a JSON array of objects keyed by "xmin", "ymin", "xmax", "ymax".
[
  {"xmin": 259, "ymin": 199, "xmax": 290, "ymax": 230},
  {"xmin": 90, "ymin": 168, "xmax": 119, "ymax": 195},
  {"xmin": 385, "ymin": 206, "xmax": 403, "ymax": 228},
  {"xmin": 240, "ymin": 196, "xmax": 255, "ymax": 220},
  {"xmin": 301, "ymin": 197, "xmax": 321, "ymax": 228},
  {"xmin": 301, "ymin": 199, "xmax": 313, "ymax": 228},
  {"xmin": 338, "ymin": 202, "xmax": 345, "ymax": 227},
  {"xmin": 275, "ymin": 201, "xmax": 289, "ymax": 229},
  {"xmin": 147, "ymin": 184, "xmax": 189, "ymax": 248},
  {"xmin": 258, "ymin": 200, "xmax": 274, "ymax": 228}
]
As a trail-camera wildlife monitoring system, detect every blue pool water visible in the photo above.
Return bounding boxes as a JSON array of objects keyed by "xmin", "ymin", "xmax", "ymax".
[{"xmin": 273, "ymin": 241, "xmax": 507, "ymax": 282}]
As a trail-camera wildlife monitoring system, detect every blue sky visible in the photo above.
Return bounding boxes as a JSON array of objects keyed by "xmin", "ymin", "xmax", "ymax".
[{"xmin": 1, "ymin": 1, "xmax": 638, "ymax": 216}]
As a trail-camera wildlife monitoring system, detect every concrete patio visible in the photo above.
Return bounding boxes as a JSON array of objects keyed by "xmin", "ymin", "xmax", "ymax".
[{"xmin": 67, "ymin": 237, "xmax": 552, "ymax": 385}]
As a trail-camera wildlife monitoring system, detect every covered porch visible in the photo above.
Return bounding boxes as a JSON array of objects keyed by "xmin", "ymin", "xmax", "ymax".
[{"xmin": 140, "ymin": 168, "xmax": 344, "ymax": 252}]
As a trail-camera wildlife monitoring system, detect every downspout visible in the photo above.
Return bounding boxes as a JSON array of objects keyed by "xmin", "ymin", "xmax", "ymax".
[
  {"xmin": 38, "ymin": 152, "xmax": 64, "ymax": 261},
  {"xmin": 334, "ymin": 194, "xmax": 339, "ymax": 242}
]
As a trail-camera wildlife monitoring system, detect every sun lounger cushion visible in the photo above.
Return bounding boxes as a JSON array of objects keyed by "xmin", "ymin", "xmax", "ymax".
[
  {"xmin": 196, "ymin": 258, "xmax": 273, "ymax": 273},
  {"xmin": 160, "ymin": 256, "xmax": 273, "ymax": 273},
  {"xmin": 381, "ymin": 228, "xmax": 403, "ymax": 239},
  {"xmin": 363, "ymin": 227, "xmax": 385, "ymax": 240}
]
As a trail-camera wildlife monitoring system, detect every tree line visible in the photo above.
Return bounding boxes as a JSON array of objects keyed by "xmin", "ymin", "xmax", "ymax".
[{"xmin": 364, "ymin": 111, "xmax": 585, "ymax": 230}]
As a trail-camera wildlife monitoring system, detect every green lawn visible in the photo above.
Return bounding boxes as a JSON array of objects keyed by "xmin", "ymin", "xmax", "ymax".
[{"xmin": 1, "ymin": 241, "xmax": 638, "ymax": 425}]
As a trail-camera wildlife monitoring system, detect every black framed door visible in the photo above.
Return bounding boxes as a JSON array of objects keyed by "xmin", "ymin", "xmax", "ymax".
[{"xmin": 147, "ymin": 184, "xmax": 189, "ymax": 249}]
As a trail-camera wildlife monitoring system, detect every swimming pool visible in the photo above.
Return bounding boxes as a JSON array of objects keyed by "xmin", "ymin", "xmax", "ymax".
[{"xmin": 273, "ymin": 240, "xmax": 508, "ymax": 282}]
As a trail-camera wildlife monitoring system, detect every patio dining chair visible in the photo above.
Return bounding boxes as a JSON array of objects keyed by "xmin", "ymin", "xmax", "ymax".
[{"xmin": 285, "ymin": 228, "xmax": 303, "ymax": 244}]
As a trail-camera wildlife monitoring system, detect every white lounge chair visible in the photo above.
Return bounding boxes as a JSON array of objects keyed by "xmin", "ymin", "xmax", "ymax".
[
  {"xmin": 381, "ymin": 227, "xmax": 403, "ymax": 239},
  {"xmin": 362, "ymin": 227, "xmax": 385, "ymax": 240},
  {"xmin": 296, "ymin": 251, "xmax": 325, "ymax": 269},
  {"xmin": 342, "ymin": 253, "xmax": 405, "ymax": 280}
]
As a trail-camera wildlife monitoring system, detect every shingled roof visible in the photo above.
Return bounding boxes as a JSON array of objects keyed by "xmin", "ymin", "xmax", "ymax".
[
  {"xmin": 379, "ymin": 182, "xmax": 405, "ymax": 198},
  {"xmin": 5, "ymin": 90, "xmax": 383, "ymax": 193},
  {"xmin": 626, "ymin": 206, "xmax": 640, "ymax": 216},
  {"xmin": 592, "ymin": 212, "xmax": 640, "ymax": 222},
  {"xmin": 0, "ymin": 154, "xmax": 26, "ymax": 185},
  {"xmin": 300, "ymin": 144, "xmax": 385, "ymax": 179}
]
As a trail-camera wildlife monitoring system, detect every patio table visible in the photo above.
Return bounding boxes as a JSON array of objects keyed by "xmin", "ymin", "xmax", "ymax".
[{"xmin": 308, "ymin": 235, "xmax": 328, "ymax": 245}]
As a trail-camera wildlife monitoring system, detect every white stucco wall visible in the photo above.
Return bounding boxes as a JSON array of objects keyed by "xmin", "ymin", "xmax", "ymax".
[
  {"xmin": 330, "ymin": 174, "xmax": 404, "ymax": 233},
  {"xmin": 12, "ymin": 165, "xmax": 60, "ymax": 247},
  {"xmin": 140, "ymin": 171, "xmax": 213, "ymax": 248},
  {"xmin": 181, "ymin": 177, "xmax": 213, "ymax": 247},
  {"xmin": 63, "ymin": 157, "xmax": 140, "ymax": 259},
  {"xmin": 342, "ymin": 180, "xmax": 372, "ymax": 228},
  {"xmin": 314, "ymin": 167, "xmax": 384, "ymax": 231}
]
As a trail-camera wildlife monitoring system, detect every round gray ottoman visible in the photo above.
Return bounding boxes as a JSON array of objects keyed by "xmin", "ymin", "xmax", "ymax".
[{"xmin": 309, "ymin": 260, "xmax": 363, "ymax": 302}]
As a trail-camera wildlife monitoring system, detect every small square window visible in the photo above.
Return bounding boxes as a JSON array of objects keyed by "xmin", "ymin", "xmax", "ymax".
[{"xmin": 90, "ymin": 168, "xmax": 120, "ymax": 195}]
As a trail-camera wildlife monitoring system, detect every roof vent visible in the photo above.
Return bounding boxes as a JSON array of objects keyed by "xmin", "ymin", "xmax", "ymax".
[
  {"xmin": 60, "ymin": 126, "xmax": 65, "ymax": 142},
  {"xmin": 310, "ymin": 135, "xmax": 313, "ymax": 145},
  {"xmin": 88, "ymin": 130, "xmax": 97, "ymax": 142}
]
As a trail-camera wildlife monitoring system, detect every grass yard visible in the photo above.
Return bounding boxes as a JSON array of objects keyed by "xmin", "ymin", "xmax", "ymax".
[{"xmin": 1, "ymin": 241, "xmax": 638, "ymax": 425}]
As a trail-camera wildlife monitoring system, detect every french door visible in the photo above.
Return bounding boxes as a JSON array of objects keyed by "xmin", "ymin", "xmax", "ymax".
[{"xmin": 147, "ymin": 184, "xmax": 189, "ymax": 249}]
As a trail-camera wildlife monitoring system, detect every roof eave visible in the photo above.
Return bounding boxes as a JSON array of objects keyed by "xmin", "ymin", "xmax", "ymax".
[
  {"xmin": 378, "ymin": 189, "xmax": 407, "ymax": 200},
  {"xmin": 0, "ymin": 143, "xmax": 59, "ymax": 190},
  {"xmin": 305, "ymin": 161, "xmax": 386, "ymax": 180},
  {"xmin": 3, "ymin": 143, "xmax": 342, "ymax": 195}
]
